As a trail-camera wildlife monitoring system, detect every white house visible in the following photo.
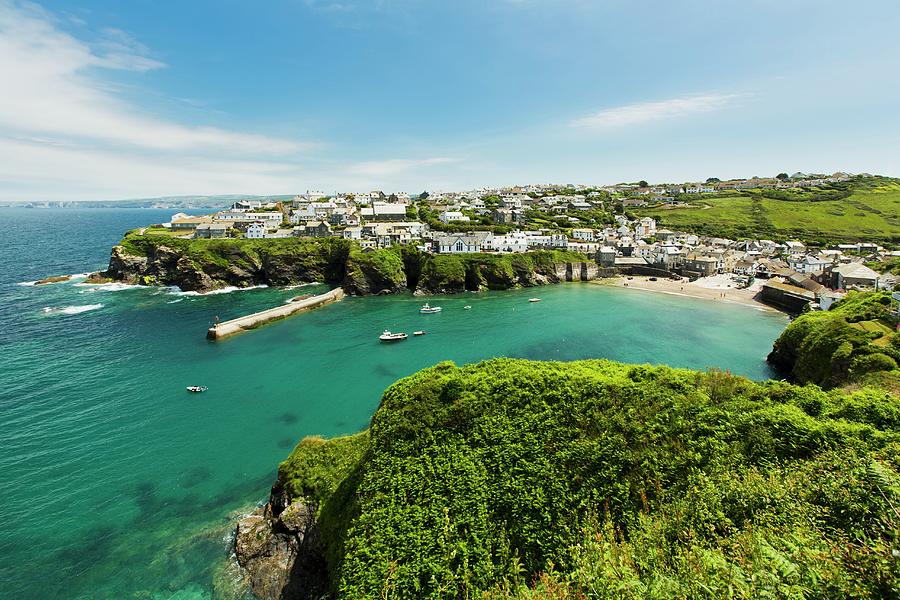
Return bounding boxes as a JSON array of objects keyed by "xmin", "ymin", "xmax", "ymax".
[
  {"xmin": 571, "ymin": 228, "xmax": 596, "ymax": 242},
  {"xmin": 439, "ymin": 211, "xmax": 471, "ymax": 224},
  {"xmin": 486, "ymin": 231, "xmax": 529, "ymax": 253},
  {"xmin": 246, "ymin": 222, "xmax": 267, "ymax": 239},
  {"xmin": 434, "ymin": 232, "xmax": 491, "ymax": 253}
]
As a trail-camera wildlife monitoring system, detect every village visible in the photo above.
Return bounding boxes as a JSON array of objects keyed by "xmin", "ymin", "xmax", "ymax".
[{"xmin": 163, "ymin": 172, "xmax": 898, "ymax": 313}]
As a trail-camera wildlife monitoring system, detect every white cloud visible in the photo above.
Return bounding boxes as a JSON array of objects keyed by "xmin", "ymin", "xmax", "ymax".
[
  {"xmin": 348, "ymin": 157, "xmax": 459, "ymax": 177},
  {"xmin": 570, "ymin": 93, "xmax": 743, "ymax": 130},
  {"xmin": 0, "ymin": 0, "xmax": 314, "ymax": 201}
]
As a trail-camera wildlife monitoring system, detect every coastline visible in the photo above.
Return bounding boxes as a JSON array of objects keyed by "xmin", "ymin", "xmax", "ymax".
[{"xmin": 596, "ymin": 274, "xmax": 781, "ymax": 313}]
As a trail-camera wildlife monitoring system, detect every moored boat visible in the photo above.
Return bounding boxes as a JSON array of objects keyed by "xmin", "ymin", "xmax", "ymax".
[
  {"xmin": 420, "ymin": 303, "xmax": 442, "ymax": 313},
  {"xmin": 528, "ymin": 298, "xmax": 542, "ymax": 303},
  {"xmin": 463, "ymin": 305, "xmax": 472, "ymax": 310},
  {"xmin": 379, "ymin": 330, "xmax": 408, "ymax": 342},
  {"xmin": 186, "ymin": 386, "xmax": 208, "ymax": 393},
  {"xmin": 413, "ymin": 330, "xmax": 426, "ymax": 336}
]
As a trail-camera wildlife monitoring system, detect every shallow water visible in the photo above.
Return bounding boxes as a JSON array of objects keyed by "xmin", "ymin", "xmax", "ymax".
[{"xmin": 0, "ymin": 208, "xmax": 788, "ymax": 599}]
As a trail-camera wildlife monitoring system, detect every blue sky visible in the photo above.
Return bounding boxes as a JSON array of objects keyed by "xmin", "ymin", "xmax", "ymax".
[{"xmin": 1, "ymin": 0, "xmax": 899, "ymax": 201}]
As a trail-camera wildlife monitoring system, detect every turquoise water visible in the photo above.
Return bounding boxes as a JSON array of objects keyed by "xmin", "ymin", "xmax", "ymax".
[{"xmin": 0, "ymin": 208, "xmax": 788, "ymax": 599}]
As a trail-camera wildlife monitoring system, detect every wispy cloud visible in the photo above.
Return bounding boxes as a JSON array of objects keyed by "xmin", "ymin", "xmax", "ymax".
[
  {"xmin": 0, "ymin": 0, "xmax": 318, "ymax": 200},
  {"xmin": 570, "ymin": 93, "xmax": 744, "ymax": 130},
  {"xmin": 348, "ymin": 157, "xmax": 459, "ymax": 177}
]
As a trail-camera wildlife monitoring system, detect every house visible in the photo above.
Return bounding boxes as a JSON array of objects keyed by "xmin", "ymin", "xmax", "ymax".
[
  {"xmin": 571, "ymin": 228, "xmax": 596, "ymax": 242},
  {"xmin": 246, "ymin": 222, "xmax": 267, "ymax": 239},
  {"xmin": 171, "ymin": 216, "xmax": 213, "ymax": 231},
  {"xmin": 342, "ymin": 226, "xmax": 363, "ymax": 240},
  {"xmin": 635, "ymin": 217, "xmax": 656, "ymax": 238},
  {"xmin": 485, "ymin": 231, "xmax": 529, "ymax": 253},
  {"xmin": 434, "ymin": 232, "xmax": 492, "ymax": 254},
  {"xmin": 597, "ymin": 246, "xmax": 617, "ymax": 267},
  {"xmin": 683, "ymin": 256, "xmax": 718, "ymax": 277},
  {"xmin": 195, "ymin": 223, "xmax": 229, "ymax": 239},
  {"xmin": 439, "ymin": 211, "xmax": 471, "ymax": 224},
  {"xmin": 789, "ymin": 254, "xmax": 831, "ymax": 275},
  {"xmin": 830, "ymin": 263, "xmax": 880, "ymax": 289},
  {"xmin": 302, "ymin": 221, "xmax": 333, "ymax": 238},
  {"xmin": 360, "ymin": 203, "xmax": 408, "ymax": 222},
  {"xmin": 784, "ymin": 241, "xmax": 806, "ymax": 257}
]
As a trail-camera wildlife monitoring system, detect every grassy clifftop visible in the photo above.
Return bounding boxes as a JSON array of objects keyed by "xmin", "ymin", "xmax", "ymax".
[
  {"xmin": 769, "ymin": 291, "xmax": 900, "ymax": 390},
  {"xmin": 277, "ymin": 358, "xmax": 900, "ymax": 598}
]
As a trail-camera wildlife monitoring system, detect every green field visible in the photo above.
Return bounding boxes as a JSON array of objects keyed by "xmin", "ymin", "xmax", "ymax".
[{"xmin": 634, "ymin": 177, "xmax": 900, "ymax": 245}]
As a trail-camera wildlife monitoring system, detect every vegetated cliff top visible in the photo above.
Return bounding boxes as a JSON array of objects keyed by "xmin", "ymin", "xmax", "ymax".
[
  {"xmin": 278, "ymin": 358, "xmax": 900, "ymax": 599},
  {"xmin": 769, "ymin": 291, "xmax": 900, "ymax": 391}
]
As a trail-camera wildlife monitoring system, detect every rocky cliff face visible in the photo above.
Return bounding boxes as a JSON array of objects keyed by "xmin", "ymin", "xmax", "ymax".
[
  {"xmin": 233, "ymin": 482, "xmax": 329, "ymax": 600},
  {"xmin": 94, "ymin": 235, "xmax": 602, "ymax": 295}
]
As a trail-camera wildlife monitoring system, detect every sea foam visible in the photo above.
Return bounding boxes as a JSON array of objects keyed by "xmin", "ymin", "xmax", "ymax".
[
  {"xmin": 168, "ymin": 285, "xmax": 269, "ymax": 297},
  {"xmin": 42, "ymin": 304, "xmax": 104, "ymax": 315}
]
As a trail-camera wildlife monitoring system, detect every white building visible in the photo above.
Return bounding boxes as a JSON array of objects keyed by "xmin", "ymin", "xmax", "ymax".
[
  {"xmin": 439, "ymin": 211, "xmax": 471, "ymax": 224},
  {"xmin": 246, "ymin": 222, "xmax": 267, "ymax": 239},
  {"xmin": 571, "ymin": 228, "xmax": 596, "ymax": 242}
]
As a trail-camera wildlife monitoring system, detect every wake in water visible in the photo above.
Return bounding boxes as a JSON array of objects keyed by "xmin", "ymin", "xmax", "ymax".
[{"xmin": 41, "ymin": 304, "xmax": 104, "ymax": 315}]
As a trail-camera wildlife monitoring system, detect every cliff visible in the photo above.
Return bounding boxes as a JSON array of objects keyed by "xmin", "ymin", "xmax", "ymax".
[
  {"xmin": 768, "ymin": 291, "xmax": 899, "ymax": 389},
  {"xmin": 93, "ymin": 232, "xmax": 597, "ymax": 294},
  {"xmin": 234, "ymin": 358, "xmax": 900, "ymax": 599}
]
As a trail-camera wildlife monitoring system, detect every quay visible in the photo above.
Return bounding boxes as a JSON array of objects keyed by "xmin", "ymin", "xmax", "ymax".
[{"xmin": 206, "ymin": 288, "xmax": 345, "ymax": 340}]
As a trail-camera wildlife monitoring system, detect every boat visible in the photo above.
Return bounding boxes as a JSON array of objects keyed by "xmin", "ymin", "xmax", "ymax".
[
  {"xmin": 186, "ymin": 386, "xmax": 207, "ymax": 393},
  {"xmin": 379, "ymin": 330, "xmax": 408, "ymax": 342},
  {"xmin": 528, "ymin": 298, "xmax": 542, "ymax": 303},
  {"xmin": 413, "ymin": 330, "xmax": 426, "ymax": 336},
  {"xmin": 420, "ymin": 303, "xmax": 442, "ymax": 313},
  {"xmin": 463, "ymin": 305, "xmax": 472, "ymax": 310}
]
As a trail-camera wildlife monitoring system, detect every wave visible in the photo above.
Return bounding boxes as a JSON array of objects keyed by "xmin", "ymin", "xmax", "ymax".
[
  {"xmin": 42, "ymin": 304, "xmax": 104, "ymax": 315},
  {"xmin": 283, "ymin": 283, "xmax": 320, "ymax": 290},
  {"xmin": 17, "ymin": 281, "xmax": 38, "ymax": 287},
  {"xmin": 76, "ymin": 282, "xmax": 149, "ymax": 293},
  {"xmin": 168, "ymin": 284, "xmax": 269, "ymax": 297}
]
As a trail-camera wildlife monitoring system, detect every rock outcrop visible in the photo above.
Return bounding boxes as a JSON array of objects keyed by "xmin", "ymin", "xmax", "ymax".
[{"xmin": 233, "ymin": 482, "xmax": 329, "ymax": 600}]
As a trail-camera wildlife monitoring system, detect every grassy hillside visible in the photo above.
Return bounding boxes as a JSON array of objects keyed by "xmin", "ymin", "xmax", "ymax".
[
  {"xmin": 278, "ymin": 358, "xmax": 900, "ymax": 599},
  {"xmin": 634, "ymin": 176, "xmax": 900, "ymax": 244},
  {"xmin": 769, "ymin": 291, "xmax": 900, "ymax": 391}
]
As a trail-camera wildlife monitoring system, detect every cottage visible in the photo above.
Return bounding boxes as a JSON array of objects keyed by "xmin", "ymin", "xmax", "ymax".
[
  {"xmin": 434, "ymin": 232, "xmax": 492, "ymax": 254},
  {"xmin": 195, "ymin": 223, "xmax": 229, "ymax": 239}
]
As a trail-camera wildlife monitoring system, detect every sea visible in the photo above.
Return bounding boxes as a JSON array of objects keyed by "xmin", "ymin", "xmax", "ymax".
[{"xmin": 0, "ymin": 207, "xmax": 788, "ymax": 599}]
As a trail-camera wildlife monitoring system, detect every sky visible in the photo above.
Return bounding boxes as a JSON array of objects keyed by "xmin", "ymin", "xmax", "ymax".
[{"xmin": 1, "ymin": 0, "xmax": 899, "ymax": 201}]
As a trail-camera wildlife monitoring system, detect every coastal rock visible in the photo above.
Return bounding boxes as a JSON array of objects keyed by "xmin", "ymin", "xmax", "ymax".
[{"xmin": 233, "ymin": 491, "xmax": 329, "ymax": 600}]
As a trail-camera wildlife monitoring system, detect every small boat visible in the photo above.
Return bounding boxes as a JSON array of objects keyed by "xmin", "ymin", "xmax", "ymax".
[
  {"xmin": 379, "ymin": 330, "xmax": 408, "ymax": 342},
  {"xmin": 528, "ymin": 298, "xmax": 542, "ymax": 303},
  {"xmin": 463, "ymin": 305, "xmax": 472, "ymax": 310},
  {"xmin": 186, "ymin": 386, "xmax": 207, "ymax": 393},
  {"xmin": 420, "ymin": 303, "xmax": 442, "ymax": 313},
  {"xmin": 413, "ymin": 330, "xmax": 426, "ymax": 336}
]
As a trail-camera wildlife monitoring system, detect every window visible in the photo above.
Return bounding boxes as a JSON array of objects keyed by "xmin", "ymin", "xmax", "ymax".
[{"xmin": 456, "ymin": 241, "xmax": 463, "ymax": 252}]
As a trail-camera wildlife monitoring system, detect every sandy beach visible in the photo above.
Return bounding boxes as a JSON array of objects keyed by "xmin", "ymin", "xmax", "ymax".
[{"xmin": 595, "ymin": 273, "xmax": 779, "ymax": 312}]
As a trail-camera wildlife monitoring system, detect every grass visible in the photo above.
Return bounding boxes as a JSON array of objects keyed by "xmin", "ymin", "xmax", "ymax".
[{"xmin": 634, "ymin": 177, "xmax": 900, "ymax": 244}]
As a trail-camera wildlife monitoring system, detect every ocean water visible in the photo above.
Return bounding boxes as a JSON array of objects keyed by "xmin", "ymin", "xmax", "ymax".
[{"xmin": 0, "ymin": 208, "xmax": 788, "ymax": 599}]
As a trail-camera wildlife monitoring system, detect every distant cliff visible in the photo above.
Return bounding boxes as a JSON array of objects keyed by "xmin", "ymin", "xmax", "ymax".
[{"xmin": 92, "ymin": 232, "xmax": 599, "ymax": 294}]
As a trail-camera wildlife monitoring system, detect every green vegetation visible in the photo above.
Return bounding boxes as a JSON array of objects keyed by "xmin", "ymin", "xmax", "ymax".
[
  {"xmin": 634, "ymin": 176, "xmax": 900, "ymax": 244},
  {"xmin": 279, "ymin": 358, "xmax": 900, "ymax": 598},
  {"xmin": 769, "ymin": 291, "xmax": 899, "ymax": 389}
]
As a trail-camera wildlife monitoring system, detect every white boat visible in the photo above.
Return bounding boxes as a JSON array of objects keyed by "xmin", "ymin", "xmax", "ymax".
[
  {"xmin": 379, "ymin": 330, "xmax": 408, "ymax": 342},
  {"xmin": 420, "ymin": 303, "xmax": 442, "ymax": 313},
  {"xmin": 463, "ymin": 305, "xmax": 472, "ymax": 310},
  {"xmin": 413, "ymin": 330, "xmax": 426, "ymax": 336},
  {"xmin": 528, "ymin": 298, "xmax": 542, "ymax": 303},
  {"xmin": 186, "ymin": 386, "xmax": 207, "ymax": 393}
]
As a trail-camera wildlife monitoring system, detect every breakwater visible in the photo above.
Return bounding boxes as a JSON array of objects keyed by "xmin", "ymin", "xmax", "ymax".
[{"xmin": 206, "ymin": 288, "xmax": 344, "ymax": 340}]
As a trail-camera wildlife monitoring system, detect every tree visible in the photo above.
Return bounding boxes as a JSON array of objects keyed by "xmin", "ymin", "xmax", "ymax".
[
  {"xmin": 419, "ymin": 191, "xmax": 429, "ymax": 200},
  {"xmin": 776, "ymin": 173, "xmax": 789, "ymax": 180},
  {"xmin": 706, "ymin": 177, "xmax": 720, "ymax": 183},
  {"xmin": 638, "ymin": 180, "xmax": 649, "ymax": 187}
]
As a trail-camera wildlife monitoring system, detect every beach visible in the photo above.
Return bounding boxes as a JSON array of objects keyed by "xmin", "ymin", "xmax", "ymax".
[{"xmin": 597, "ymin": 273, "xmax": 777, "ymax": 312}]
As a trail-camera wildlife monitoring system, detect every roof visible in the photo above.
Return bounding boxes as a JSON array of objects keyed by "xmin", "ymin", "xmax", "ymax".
[{"xmin": 832, "ymin": 263, "xmax": 880, "ymax": 280}]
